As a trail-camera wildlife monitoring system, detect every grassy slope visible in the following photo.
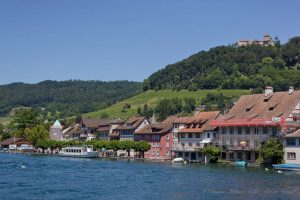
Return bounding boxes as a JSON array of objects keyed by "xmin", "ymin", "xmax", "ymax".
[
  {"xmin": 0, "ymin": 116, "xmax": 12, "ymax": 125},
  {"xmin": 83, "ymin": 89, "xmax": 250, "ymax": 119}
]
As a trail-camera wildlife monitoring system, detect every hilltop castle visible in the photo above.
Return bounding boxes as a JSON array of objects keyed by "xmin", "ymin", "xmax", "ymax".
[{"xmin": 237, "ymin": 33, "xmax": 274, "ymax": 47}]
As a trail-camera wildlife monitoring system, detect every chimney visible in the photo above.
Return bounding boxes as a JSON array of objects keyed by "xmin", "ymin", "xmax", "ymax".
[
  {"xmin": 289, "ymin": 86, "xmax": 294, "ymax": 95},
  {"xmin": 264, "ymin": 86, "xmax": 273, "ymax": 96}
]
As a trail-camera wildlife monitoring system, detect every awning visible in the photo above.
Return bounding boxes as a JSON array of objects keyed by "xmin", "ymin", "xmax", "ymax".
[{"xmin": 200, "ymin": 138, "xmax": 212, "ymax": 144}]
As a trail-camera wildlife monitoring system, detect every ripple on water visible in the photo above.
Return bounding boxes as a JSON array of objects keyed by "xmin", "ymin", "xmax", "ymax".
[{"xmin": 1, "ymin": 153, "xmax": 300, "ymax": 200}]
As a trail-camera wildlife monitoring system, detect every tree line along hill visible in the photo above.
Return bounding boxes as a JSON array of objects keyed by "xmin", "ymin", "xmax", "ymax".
[
  {"xmin": 0, "ymin": 80, "xmax": 142, "ymax": 119},
  {"xmin": 143, "ymin": 36, "xmax": 300, "ymax": 92}
]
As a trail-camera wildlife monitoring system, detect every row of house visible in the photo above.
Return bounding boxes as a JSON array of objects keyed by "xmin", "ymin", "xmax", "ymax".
[{"xmin": 50, "ymin": 86, "xmax": 300, "ymax": 164}]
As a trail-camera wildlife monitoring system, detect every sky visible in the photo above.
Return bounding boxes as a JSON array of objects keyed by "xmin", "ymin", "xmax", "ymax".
[{"xmin": 0, "ymin": 0, "xmax": 299, "ymax": 85}]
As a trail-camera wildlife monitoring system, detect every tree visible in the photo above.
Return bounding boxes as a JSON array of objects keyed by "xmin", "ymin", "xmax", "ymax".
[
  {"xmin": 202, "ymin": 145, "xmax": 221, "ymax": 163},
  {"xmin": 11, "ymin": 109, "xmax": 39, "ymax": 136},
  {"xmin": 100, "ymin": 113, "xmax": 109, "ymax": 119},
  {"xmin": 120, "ymin": 140, "xmax": 135, "ymax": 157},
  {"xmin": 1, "ymin": 132, "xmax": 11, "ymax": 141},
  {"xmin": 258, "ymin": 138, "xmax": 284, "ymax": 164},
  {"xmin": 134, "ymin": 141, "xmax": 151, "ymax": 158},
  {"xmin": 137, "ymin": 106, "xmax": 142, "ymax": 116},
  {"xmin": 24, "ymin": 125, "xmax": 49, "ymax": 147},
  {"xmin": 108, "ymin": 140, "xmax": 121, "ymax": 157},
  {"xmin": 36, "ymin": 139, "xmax": 48, "ymax": 153}
]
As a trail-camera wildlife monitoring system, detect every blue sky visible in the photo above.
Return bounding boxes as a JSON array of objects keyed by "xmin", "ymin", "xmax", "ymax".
[{"xmin": 0, "ymin": 0, "xmax": 299, "ymax": 84}]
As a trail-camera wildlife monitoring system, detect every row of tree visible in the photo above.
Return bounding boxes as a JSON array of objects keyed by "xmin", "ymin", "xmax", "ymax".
[
  {"xmin": 35, "ymin": 139, "xmax": 151, "ymax": 158},
  {"xmin": 137, "ymin": 97, "xmax": 197, "ymax": 121}
]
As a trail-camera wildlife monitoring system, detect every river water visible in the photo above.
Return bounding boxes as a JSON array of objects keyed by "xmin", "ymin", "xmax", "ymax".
[{"xmin": 0, "ymin": 153, "xmax": 300, "ymax": 200}]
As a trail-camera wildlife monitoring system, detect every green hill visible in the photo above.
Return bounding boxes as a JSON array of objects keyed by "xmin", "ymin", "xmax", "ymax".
[
  {"xmin": 0, "ymin": 80, "xmax": 142, "ymax": 119},
  {"xmin": 83, "ymin": 89, "xmax": 250, "ymax": 119},
  {"xmin": 144, "ymin": 36, "xmax": 300, "ymax": 91}
]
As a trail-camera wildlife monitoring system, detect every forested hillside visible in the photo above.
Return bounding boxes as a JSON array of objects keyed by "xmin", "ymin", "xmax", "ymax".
[
  {"xmin": 144, "ymin": 37, "xmax": 300, "ymax": 91},
  {"xmin": 0, "ymin": 80, "xmax": 142, "ymax": 118}
]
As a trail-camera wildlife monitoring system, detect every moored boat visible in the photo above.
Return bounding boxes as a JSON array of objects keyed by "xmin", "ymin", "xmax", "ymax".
[
  {"xmin": 235, "ymin": 160, "xmax": 248, "ymax": 167},
  {"xmin": 172, "ymin": 157, "xmax": 184, "ymax": 163},
  {"xmin": 59, "ymin": 145, "xmax": 98, "ymax": 158},
  {"xmin": 272, "ymin": 163, "xmax": 300, "ymax": 171}
]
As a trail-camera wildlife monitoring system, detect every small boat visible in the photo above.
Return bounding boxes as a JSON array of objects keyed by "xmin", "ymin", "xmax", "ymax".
[
  {"xmin": 235, "ymin": 160, "xmax": 248, "ymax": 167},
  {"xmin": 272, "ymin": 163, "xmax": 300, "ymax": 171},
  {"xmin": 172, "ymin": 157, "xmax": 184, "ymax": 163},
  {"xmin": 59, "ymin": 145, "xmax": 98, "ymax": 158}
]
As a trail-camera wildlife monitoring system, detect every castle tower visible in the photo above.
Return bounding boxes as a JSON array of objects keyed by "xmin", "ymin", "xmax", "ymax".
[{"xmin": 50, "ymin": 120, "xmax": 63, "ymax": 141}]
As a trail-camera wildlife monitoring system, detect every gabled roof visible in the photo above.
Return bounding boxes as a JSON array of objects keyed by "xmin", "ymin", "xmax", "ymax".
[
  {"xmin": 178, "ymin": 111, "xmax": 220, "ymax": 133},
  {"xmin": 221, "ymin": 90, "xmax": 300, "ymax": 120},
  {"xmin": 0, "ymin": 137, "xmax": 29, "ymax": 146},
  {"xmin": 285, "ymin": 129, "xmax": 300, "ymax": 138},
  {"xmin": 135, "ymin": 123, "xmax": 172, "ymax": 135},
  {"xmin": 81, "ymin": 119, "xmax": 103, "ymax": 128},
  {"xmin": 116, "ymin": 116, "xmax": 147, "ymax": 130}
]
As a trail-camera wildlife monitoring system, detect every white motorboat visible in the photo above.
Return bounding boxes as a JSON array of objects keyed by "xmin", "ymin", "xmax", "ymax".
[
  {"xmin": 172, "ymin": 157, "xmax": 184, "ymax": 163},
  {"xmin": 59, "ymin": 145, "xmax": 98, "ymax": 158}
]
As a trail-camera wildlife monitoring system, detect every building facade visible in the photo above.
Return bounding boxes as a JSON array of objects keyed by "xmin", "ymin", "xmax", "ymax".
[
  {"xmin": 284, "ymin": 130, "xmax": 300, "ymax": 165},
  {"xmin": 50, "ymin": 120, "xmax": 63, "ymax": 141},
  {"xmin": 212, "ymin": 87, "xmax": 300, "ymax": 162},
  {"xmin": 116, "ymin": 116, "xmax": 149, "ymax": 141},
  {"xmin": 237, "ymin": 33, "xmax": 274, "ymax": 47},
  {"xmin": 134, "ymin": 121, "xmax": 173, "ymax": 160},
  {"xmin": 173, "ymin": 111, "xmax": 220, "ymax": 162}
]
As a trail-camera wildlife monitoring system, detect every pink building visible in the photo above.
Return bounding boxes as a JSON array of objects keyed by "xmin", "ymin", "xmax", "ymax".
[{"xmin": 134, "ymin": 120, "xmax": 174, "ymax": 160}]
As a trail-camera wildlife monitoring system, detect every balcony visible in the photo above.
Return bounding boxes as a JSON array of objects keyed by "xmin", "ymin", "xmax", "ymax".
[
  {"xmin": 222, "ymin": 145, "xmax": 259, "ymax": 151},
  {"xmin": 286, "ymin": 121, "xmax": 300, "ymax": 127},
  {"xmin": 292, "ymin": 112, "xmax": 300, "ymax": 117}
]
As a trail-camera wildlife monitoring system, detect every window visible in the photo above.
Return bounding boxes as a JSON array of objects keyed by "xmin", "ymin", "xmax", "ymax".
[
  {"xmin": 166, "ymin": 142, "xmax": 169, "ymax": 148},
  {"xmin": 254, "ymin": 127, "xmax": 259, "ymax": 134},
  {"xmin": 263, "ymin": 127, "xmax": 268, "ymax": 134},
  {"xmin": 286, "ymin": 138, "xmax": 296, "ymax": 146},
  {"xmin": 185, "ymin": 152, "xmax": 189, "ymax": 157},
  {"xmin": 181, "ymin": 143, "xmax": 185, "ymax": 147},
  {"xmin": 222, "ymin": 127, "xmax": 226, "ymax": 135},
  {"xmin": 287, "ymin": 152, "xmax": 296, "ymax": 160},
  {"xmin": 245, "ymin": 127, "xmax": 250, "ymax": 134},
  {"xmin": 229, "ymin": 152, "xmax": 234, "ymax": 159},
  {"xmin": 237, "ymin": 127, "xmax": 242, "ymax": 134},
  {"xmin": 230, "ymin": 127, "xmax": 234, "ymax": 135},
  {"xmin": 230, "ymin": 138, "xmax": 234, "ymax": 145},
  {"xmin": 213, "ymin": 133, "xmax": 216, "ymax": 138},
  {"xmin": 152, "ymin": 143, "xmax": 155, "ymax": 148},
  {"xmin": 156, "ymin": 151, "xmax": 159, "ymax": 156},
  {"xmin": 222, "ymin": 139, "xmax": 226, "ymax": 145},
  {"xmin": 188, "ymin": 142, "xmax": 193, "ymax": 147},
  {"xmin": 272, "ymin": 127, "xmax": 277, "ymax": 135},
  {"xmin": 268, "ymin": 106, "xmax": 275, "ymax": 111},
  {"xmin": 174, "ymin": 124, "xmax": 179, "ymax": 129},
  {"xmin": 196, "ymin": 134, "xmax": 200, "ymax": 138},
  {"xmin": 166, "ymin": 135, "xmax": 169, "ymax": 140},
  {"xmin": 181, "ymin": 133, "xmax": 185, "ymax": 138},
  {"xmin": 188, "ymin": 133, "xmax": 193, "ymax": 138},
  {"xmin": 237, "ymin": 152, "xmax": 243, "ymax": 160},
  {"xmin": 207, "ymin": 133, "xmax": 210, "ymax": 138}
]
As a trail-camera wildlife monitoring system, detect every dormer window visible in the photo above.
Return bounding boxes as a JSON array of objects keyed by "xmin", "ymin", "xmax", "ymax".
[
  {"xmin": 269, "ymin": 107, "xmax": 275, "ymax": 111},
  {"xmin": 245, "ymin": 108, "xmax": 251, "ymax": 112}
]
